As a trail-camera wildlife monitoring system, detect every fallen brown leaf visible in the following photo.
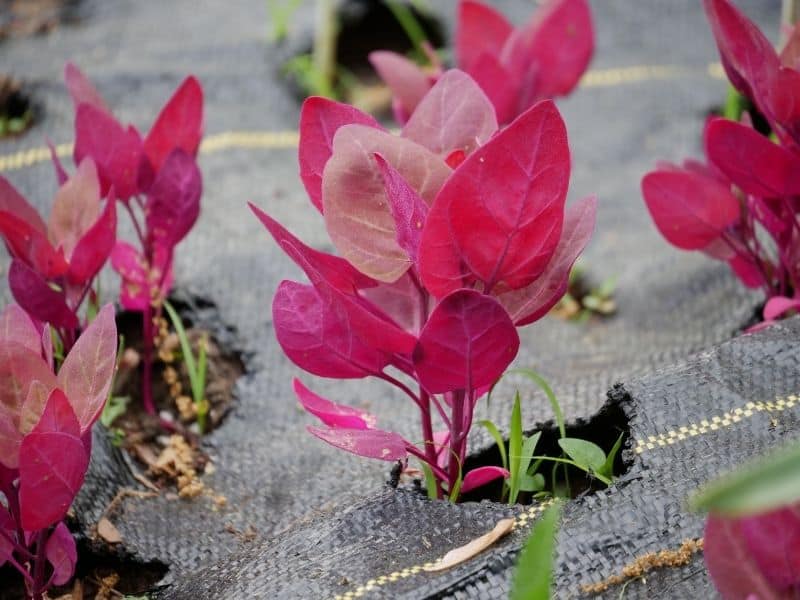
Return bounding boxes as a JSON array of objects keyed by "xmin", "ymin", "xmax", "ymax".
[
  {"xmin": 424, "ymin": 517, "xmax": 515, "ymax": 572},
  {"xmin": 97, "ymin": 517, "xmax": 122, "ymax": 544}
]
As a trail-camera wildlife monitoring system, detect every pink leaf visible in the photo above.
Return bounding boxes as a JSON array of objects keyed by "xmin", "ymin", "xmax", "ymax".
[
  {"xmin": 456, "ymin": 0, "xmax": 513, "ymax": 72},
  {"xmin": 0, "ymin": 211, "xmax": 68, "ymax": 279},
  {"xmin": 401, "ymin": 70, "xmax": 498, "ymax": 157},
  {"xmin": 111, "ymin": 241, "xmax": 160, "ymax": 311},
  {"xmin": 763, "ymin": 296, "xmax": 800, "ymax": 321},
  {"xmin": 29, "ymin": 389, "xmax": 80, "ymax": 437},
  {"xmin": 461, "ymin": 466, "xmax": 510, "ymax": 494},
  {"xmin": 0, "ymin": 412, "xmax": 22, "ymax": 471},
  {"xmin": 419, "ymin": 100, "xmax": 570, "ymax": 297},
  {"xmin": 0, "ymin": 304, "xmax": 42, "ymax": 355},
  {"xmin": 293, "ymin": 378, "xmax": 376, "ymax": 430},
  {"xmin": 298, "ymin": 97, "xmax": 382, "ymax": 212},
  {"xmin": 19, "ymin": 380, "xmax": 56, "ymax": 436},
  {"xmin": 48, "ymin": 158, "xmax": 102, "ymax": 261},
  {"xmin": 642, "ymin": 168, "xmax": 740, "ymax": 251},
  {"xmin": 323, "ymin": 124, "xmax": 451, "ymax": 282},
  {"xmin": 143, "ymin": 76, "xmax": 204, "ymax": 174},
  {"xmin": 369, "ymin": 51, "xmax": 434, "ymax": 123},
  {"xmin": 358, "ymin": 271, "xmax": 426, "ymax": 335},
  {"xmin": 498, "ymin": 195, "xmax": 597, "ymax": 326},
  {"xmin": 374, "ymin": 153, "xmax": 429, "ymax": 267},
  {"xmin": 46, "ymin": 522, "xmax": 77, "ymax": 586},
  {"xmin": 740, "ymin": 506, "xmax": 800, "ymax": 592},
  {"xmin": 249, "ymin": 202, "xmax": 374, "ymax": 292},
  {"xmin": 74, "ymin": 103, "xmax": 144, "ymax": 201},
  {"xmin": 145, "ymin": 149, "xmax": 202, "ymax": 250},
  {"xmin": 64, "ymin": 63, "xmax": 109, "ymax": 114},
  {"xmin": 57, "ymin": 304, "xmax": 117, "ymax": 432},
  {"xmin": 9, "ymin": 260, "xmax": 78, "ymax": 329},
  {"xmin": 67, "ymin": 197, "xmax": 116, "ymax": 286},
  {"xmin": 706, "ymin": 118, "xmax": 800, "ymax": 197},
  {"xmin": 413, "ymin": 289, "xmax": 519, "ymax": 394},
  {"xmin": 272, "ymin": 280, "xmax": 390, "ymax": 379},
  {"xmin": 780, "ymin": 25, "xmax": 800, "ymax": 69},
  {"xmin": 307, "ymin": 426, "xmax": 408, "ymax": 461},
  {"xmin": 0, "ymin": 175, "xmax": 47, "ymax": 234},
  {"xmin": 704, "ymin": 514, "xmax": 787, "ymax": 600}
]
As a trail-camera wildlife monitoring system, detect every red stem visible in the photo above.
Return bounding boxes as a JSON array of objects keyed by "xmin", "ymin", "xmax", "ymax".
[
  {"xmin": 141, "ymin": 304, "xmax": 156, "ymax": 415},
  {"xmin": 418, "ymin": 388, "xmax": 442, "ymax": 498},
  {"xmin": 448, "ymin": 389, "xmax": 466, "ymax": 492},
  {"xmin": 30, "ymin": 529, "xmax": 47, "ymax": 599}
]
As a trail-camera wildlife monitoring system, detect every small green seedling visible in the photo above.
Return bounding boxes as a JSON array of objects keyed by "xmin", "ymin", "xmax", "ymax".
[
  {"xmin": 510, "ymin": 501, "xmax": 562, "ymax": 600},
  {"xmin": 163, "ymin": 300, "xmax": 209, "ymax": 433}
]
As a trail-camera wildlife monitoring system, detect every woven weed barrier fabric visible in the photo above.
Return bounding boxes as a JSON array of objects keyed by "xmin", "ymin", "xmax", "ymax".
[{"xmin": 0, "ymin": 0, "xmax": 794, "ymax": 598}]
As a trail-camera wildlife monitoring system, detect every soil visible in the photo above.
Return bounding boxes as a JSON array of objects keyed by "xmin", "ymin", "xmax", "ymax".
[
  {"xmin": 0, "ymin": 75, "xmax": 35, "ymax": 139},
  {"xmin": 0, "ymin": 0, "xmax": 81, "ymax": 40}
]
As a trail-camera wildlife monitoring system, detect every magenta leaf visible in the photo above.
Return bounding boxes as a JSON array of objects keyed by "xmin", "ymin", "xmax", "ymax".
[
  {"xmin": 419, "ymin": 100, "xmax": 570, "ymax": 297},
  {"xmin": 48, "ymin": 158, "xmax": 102, "ymax": 261},
  {"xmin": 20, "ymin": 380, "xmax": 61, "ymax": 436},
  {"xmin": 307, "ymin": 426, "xmax": 408, "ymax": 461},
  {"xmin": 369, "ymin": 51, "xmax": 434, "ymax": 123},
  {"xmin": 293, "ymin": 378, "xmax": 376, "ymax": 430},
  {"xmin": 0, "ymin": 175, "xmax": 47, "ymax": 234},
  {"xmin": 461, "ymin": 466, "xmax": 510, "ymax": 494},
  {"xmin": 413, "ymin": 289, "xmax": 519, "ymax": 394},
  {"xmin": 729, "ymin": 254, "xmax": 764, "ymax": 289},
  {"xmin": 46, "ymin": 522, "xmax": 77, "ymax": 586},
  {"xmin": 323, "ymin": 124, "xmax": 451, "ymax": 282},
  {"xmin": 111, "ymin": 241, "xmax": 153, "ymax": 311},
  {"xmin": 145, "ymin": 149, "xmax": 202, "ymax": 250},
  {"xmin": 143, "ymin": 76, "xmax": 204, "ymax": 174},
  {"xmin": 374, "ymin": 153, "xmax": 429, "ymax": 267},
  {"xmin": 57, "ymin": 304, "xmax": 117, "ymax": 432},
  {"xmin": 740, "ymin": 507, "xmax": 800, "ymax": 592},
  {"xmin": 466, "ymin": 53, "xmax": 519, "ymax": 126},
  {"xmin": 64, "ymin": 62, "xmax": 109, "ymax": 114},
  {"xmin": 499, "ymin": 195, "xmax": 597, "ymax": 326},
  {"xmin": 67, "ymin": 197, "xmax": 116, "ymax": 286},
  {"xmin": 706, "ymin": 118, "xmax": 800, "ymax": 197},
  {"xmin": 9, "ymin": 260, "xmax": 78, "ymax": 329},
  {"xmin": 73, "ymin": 103, "xmax": 144, "ymax": 200},
  {"xmin": 763, "ymin": 296, "xmax": 800, "ymax": 321},
  {"xmin": 641, "ymin": 169, "xmax": 740, "ymax": 251},
  {"xmin": 704, "ymin": 514, "xmax": 787, "ymax": 600},
  {"xmin": 298, "ymin": 97, "xmax": 382, "ymax": 212},
  {"xmin": 456, "ymin": 1, "xmax": 513, "ymax": 72},
  {"xmin": 0, "ymin": 303, "xmax": 43, "ymax": 355},
  {"xmin": 0, "ymin": 211, "xmax": 69, "ymax": 279},
  {"xmin": 29, "ymin": 388, "xmax": 81, "ymax": 438},
  {"xmin": 249, "ymin": 202, "xmax": 374, "ymax": 292},
  {"xmin": 0, "ymin": 413, "xmax": 21, "ymax": 471},
  {"xmin": 273, "ymin": 280, "xmax": 390, "ymax": 378},
  {"xmin": 401, "ymin": 70, "xmax": 498, "ymax": 157}
]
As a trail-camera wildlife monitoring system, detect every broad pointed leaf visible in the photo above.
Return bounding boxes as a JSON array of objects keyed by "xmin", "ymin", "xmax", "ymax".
[
  {"xmin": 401, "ymin": 70, "xmax": 498, "ymax": 157},
  {"xmin": 461, "ymin": 466, "xmax": 510, "ymax": 495},
  {"xmin": 740, "ymin": 507, "xmax": 800, "ymax": 591},
  {"xmin": 299, "ymin": 96, "xmax": 382, "ymax": 212},
  {"xmin": 19, "ymin": 380, "xmax": 55, "ymax": 435},
  {"xmin": 145, "ymin": 149, "xmax": 201, "ymax": 250},
  {"xmin": 46, "ymin": 522, "xmax": 78, "ymax": 586},
  {"xmin": 57, "ymin": 304, "xmax": 117, "ymax": 432},
  {"xmin": 293, "ymin": 378, "xmax": 376, "ymax": 430},
  {"xmin": 413, "ymin": 289, "xmax": 519, "ymax": 394},
  {"xmin": 143, "ymin": 76, "xmax": 204, "ymax": 173},
  {"xmin": 456, "ymin": 0, "xmax": 513, "ymax": 71},
  {"xmin": 64, "ymin": 63, "xmax": 109, "ymax": 114},
  {"xmin": 369, "ymin": 51, "xmax": 433, "ymax": 123},
  {"xmin": 67, "ymin": 197, "xmax": 116, "ymax": 286},
  {"xmin": 307, "ymin": 426, "xmax": 408, "ymax": 461},
  {"xmin": 0, "ymin": 175, "xmax": 47, "ymax": 234},
  {"xmin": 558, "ymin": 438, "xmax": 606, "ymax": 472},
  {"xmin": 48, "ymin": 158, "xmax": 102, "ymax": 261},
  {"xmin": 0, "ymin": 304, "xmax": 42, "ymax": 354},
  {"xmin": 323, "ymin": 124, "xmax": 451, "ymax": 282},
  {"xmin": 9, "ymin": 260, "xmax": 78, "ymax": 329},
  {"xmin": 0, "ymin": 211, "xmax": 68, "ymax": 279},
  {"xmin": 467, "ymin": 52, "xmax": 519, "ymax": 125},
  {"xmin": 27, "ymin": 389, "xmax": 80, "ymax": 438},
  {"xmin": 419, "ymin": 100, "xmax": 570, "ymax": 297}
]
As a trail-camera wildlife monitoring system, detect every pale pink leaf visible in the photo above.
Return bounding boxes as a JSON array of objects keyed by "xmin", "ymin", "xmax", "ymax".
[
  {"xmin": 307, "ymin": 425, "xmax": 408, "ymax": 461},
  {"xmin": 293, "ymin": 378, "xmax": 376, "ymax": 430},
  {"xmin": 48, "ymin": 158, "xmax": 102, "ymax": 260},
  {"xmin": 369, "ymin": 51, "xmax": 434, "ymax": 123}
]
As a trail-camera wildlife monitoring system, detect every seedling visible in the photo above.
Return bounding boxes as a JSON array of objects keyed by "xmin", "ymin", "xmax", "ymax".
[
  {"xmin": 642, "ymin": 0, "xmax": 800, "ymax": 327},
  {"xmin": 63, "ymin": 63, "xmax": 204, "ymax": 415},
  {"xmin": 0, "ymin": 303, "xmax": 117, "ymax": 599},
  {"xmin": 371, "ymin": 0, "xmax": 594, "ymax": 124},
  {"xmin": 254, "ymin": 69, "xmax": 596, "ymax": 499},
  {"xmin": 510, "ymin": 501, "xmax": 562, "ymax": 600},
  {"xmin": 163, "ymin": 300, "xmax": 209, "ymax": 433}
]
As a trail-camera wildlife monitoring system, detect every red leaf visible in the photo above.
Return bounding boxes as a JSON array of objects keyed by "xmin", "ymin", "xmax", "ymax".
[
  {"xmin": 369, "ymin": 51, "xmax": 434, "ymax": 123},
  {"xmin": 307, "ymin": 426, "xmax": 408, "ymax": 461},
  {"xmin": 704, "ymin": 514, "xmax": 786, "ymax": 600},
  {"xmin": 19, "ymin": 428, "xmax": 88, "ymax": 531},
  {"xmin": 728, "ymin": 254, "xmax": 764, "ymax": 289},
  {"xmin": 64, "ymin": 63, "xmax": 109, "ymax": 114},
  {"xmin": 706, "ymin": 119, "xmax": 800, "ymax": 197},
  {"xmin": 739, "ymin": 506, "xmax": 800, "ymax": 592},
  {"xmin": 143, "ymin": 76, "xmax": 203, "ymax": 174},
  {"xmin": 498, "ymin": 196, "xmax": 597, "ymax": 326},
  {"xmin": 0, "ymin": 304, "xmax": 43, "ymax": 355},
  {"xmin": 456, "ymin": 0, "xmax": 513, "ymax": 72},
  {"xmin": 48, "ymin": 158, "xmax": 102, "ymax": 261},
  {"xmin": 9, "ymin": 260, "xmax": 78, "ymax": 329},
  {"xmin": 145, "ymin": 149, "xmax": 202, "ymax": 250},
  {"xmin": 67, "ymin": 197, "xmax": 116, "ymax": 286},
  {"xmin": 293, "ymin": 378, "xmax": 376, "ymax": 430},
  {"xmin": 298, "ymin": 97, "xmax": 382, "ymax": 213},
  {"xmin": 46, "ymin": 522, "xmax": 77, "ymax": 586},
  {"xmin": 272, "ymin": 281, "xmax": 390, "ymax": 379},
  {"xmin": 74, "ymin": 103, "xmax": 144, "ymax": 201},
  {"xmin": 323, "ymin": 124, "xmax": 451, "ymax": 282},
  {"xmin": 642, "ymin": 168, "xmax": 740, "ymax": 251},
  {"xmin": 0, "ymin": 211, "xmax": 68, "ymax": 279},
  {"xmin": 466, "ymin": 53, "xmax": 519, "ymax": 125},
  {"xmin": 0, "ymin": 175, "xmax": 47, "ymax": 234},
  {"xmin": 57, "ymin": 304, "xmax": 117, "ymax": 432},
  {"xmin": 249, "ymin": 202, "xmax": 374, "ymax": 292},
  {"xmin": 374, "ymin": 153, "xmax": 429, "ymax": 267},
  {"xmin": 461, "ymin": 466, "xmax": 510, "ymax": 494},
  {"xmin": 0, "ymin": 506, "xmax": 14, "ymax": 567},
  {"xmin": 413, "ymin": 289, "xmax": 519, "ymax": 394},
  {"xmin": 401, "ymin": 69, "xmax": 498, "ymax": 157},
  {"xmin": 419, "ymin": 100, "xmax": 570, "ymax": 297},
  {"xmin": 30, "ymin": 389, "xmax": 80, "ymax": 438}
]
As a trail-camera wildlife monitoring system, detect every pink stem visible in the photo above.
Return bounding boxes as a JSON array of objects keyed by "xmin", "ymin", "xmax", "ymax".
[{"xmin": 141, "ymin": 304, "xmax": 156, "ymax": 415}]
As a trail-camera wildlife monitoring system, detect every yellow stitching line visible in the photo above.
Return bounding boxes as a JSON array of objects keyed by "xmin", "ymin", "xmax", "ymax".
[
  {"xmin": 0, "ymin": 62, "xmax": 725, "ymax": 174},
  {"xmin": 634, "ymin": 394, "xmax": 799, "ymax": 454}
]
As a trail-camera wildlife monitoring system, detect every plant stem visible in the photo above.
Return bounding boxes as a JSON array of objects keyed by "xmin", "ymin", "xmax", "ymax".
[
  {"xmin": 124, "ymin": 202, "xmax": 147, "ymax": 249},
  {"xmin": 30, "ymin": 529, "xmax": 47, "ymax": 599},
  {"xmin": 418, "ymin": 388, "xmax": 442, "ymax": 498},
  {"xmin": 448, "ymin": 389, "xmax": 466, "ymax": 492},
  {"xmin": 313, "ymin": 0, "xmax": 338, "ymax": 98},
  {"xmin": 141, "ymin": 304, "xmax": 156, "ymax": 415}
]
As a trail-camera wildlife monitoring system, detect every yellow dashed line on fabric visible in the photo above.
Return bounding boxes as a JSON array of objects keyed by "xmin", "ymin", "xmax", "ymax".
[
  {"xmin": 0, "ymin": 62, "xmax": 725, "ymax": 174},
  {"xmin": 634, "ymin": 394, "xmax": 799, "ymax": 454}
]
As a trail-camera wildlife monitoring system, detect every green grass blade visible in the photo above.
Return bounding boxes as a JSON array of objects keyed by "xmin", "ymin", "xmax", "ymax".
[
  {"xmin": 384, "ymin": 0, "xmax": 428, "ymax": 62},
  {"xmin": 479, "ymin": 419, "xmax": 508, "ymax": 472},
  {"xmin": 508, "ymin": 368, "xmax": 565, "ymax": 439},
  {"xmin": 509, "ymin": 392, "xmax": 523, "ymax": 503},
  {"xmin": 510, "ymin": 501, "xmax": 562, "ymax": 600},
  {"xmin": 421, "ymin": 463, "xmax": 438, "ymax": 500},
  {"xmin": 163, "ymin": 301, "xmax": 199, "ymax": 399},
  {"xmin": 598, "ymin": 432, "xmax": 625, "ymax": 480}
]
